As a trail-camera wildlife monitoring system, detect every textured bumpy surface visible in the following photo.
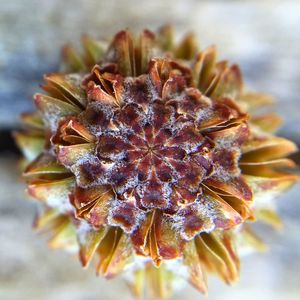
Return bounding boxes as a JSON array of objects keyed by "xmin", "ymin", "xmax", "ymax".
[{"xmin": 14, "ymin": 26, "xmax": 298, "ymax": 299}]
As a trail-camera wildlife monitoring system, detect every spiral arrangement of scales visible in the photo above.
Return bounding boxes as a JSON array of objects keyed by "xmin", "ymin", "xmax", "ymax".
[{"xmin": 14, "ymin": 26, "xmax": 298, "ymax": 300}]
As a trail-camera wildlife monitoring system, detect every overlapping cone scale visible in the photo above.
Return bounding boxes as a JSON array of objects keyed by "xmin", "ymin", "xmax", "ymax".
[{"xmin": 15, "ymin": 26, "xmax": 298, "ymax": 300}]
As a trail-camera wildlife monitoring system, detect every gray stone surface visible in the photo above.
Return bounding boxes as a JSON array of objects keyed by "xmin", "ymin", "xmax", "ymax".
[{"xmin": 0, "ymin": 1, "xmax": 300, "ymax": 300}]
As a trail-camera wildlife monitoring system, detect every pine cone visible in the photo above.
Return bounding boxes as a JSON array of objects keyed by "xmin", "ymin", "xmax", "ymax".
[{"xmin": 14, "ymin": 26, "xmax": 298, "ymax": 299}]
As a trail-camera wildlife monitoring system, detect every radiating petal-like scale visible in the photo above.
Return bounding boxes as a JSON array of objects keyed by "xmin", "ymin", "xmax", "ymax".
[
  {"xmin": 86, "ymin": 81, "xmax": 118, "ymax": 106},
  {"xmin": 62, "ymin": 44, "xmax": 86, "ymax": 72},
  {"xmin": 34, "ymin": 93, "xmax": 82, "ymax": 132},
  {"xmin": 153, "ymin": 212, "xmax": 185, "ymax": 261},
  {"xmin": 157, "ymin": 25, "xmax": 174, "ymax": 52},
  {"xmin": 240, "ymin": 92, "xmax": 274, "ymax": 112},
  {"xmin": 192, "ymin": 46, "xmax": 217, "ymax": 92},
  {"xmin": 23, "ymin": 153, "xmax": 70, "ymax": 178},
  {"xmin": 240, "ymin": 158, "xmax": 296, "ymax": 177},
  {"xmin": 56, "ymin": 143, "xmax": 95, "ymax": 168},
  {"xmin": 210, "ymin": 65, "xmax": 243, "ymax": 101},
  {"xmin": 251, "ymin": 113, "xmax": 282, "ymax": 133},
  {"xmin": 183, "ymin": 240, "xmax": 208, "ymax": 294},
  {"xmin": 78, "ymin": 224, "xmax": 108, "ymax": 267},
  {"xmin": 130, "ymin": 211, "xmax": 154, "ymax": 256},
  {"xmin": 70, "ymin": 185, "xmax": 114, "ymax": 227},
  {"xmin": 81, "ymin": 34, "xmax": 104, "ymax": 68},
  {"xmin": 203, "ymin": 189, "xmax": 243, "ymax": 229},
  {"xmin": 14, "ymin": 131, "xmax": 45, "ymax": 162},
  {"xmin": 105, "ymin": 30, "xmax": 135, "ymax": 77},
  {"xmin": 96, "ymin": 227, "xmax": 133, "ymax": 278},
  {"xmin": 196, "ymin": 232, "xmax": 239, "ymax": 284},
  {"xmin": 174, "ymin": 32, "xmax": 198, "ymax": 60},
  {"xmin": 255, "ymin": 208, "xmax": 283, "ymax": 230},
  {"xmin": 136, "ymin": 30, "xmax": 156, "ymax": 75},
  {"xmin": 204, "ymin": 175, "xmax": 253, "ymax": 201},
  {"xmin": 43, "ymin": 73, "xmax": 87, "ymax": 108},
  {"xmin": 244, "ymin": 174, "xmax": 298, "ymax": 197},
  {"xmin": 34, "ymin": 209, "xmax": 77, "ymax": 250},
  {"xmin": 20, "ymin": 111, "xmax": 44, "ymax": 130},
  {"xmin": 27, "ymin": 177, "xmax": 75, "ymax": 211},
  {"xmin": 241, "ymin": 135, "xmax": 298, "ymax": 162}
]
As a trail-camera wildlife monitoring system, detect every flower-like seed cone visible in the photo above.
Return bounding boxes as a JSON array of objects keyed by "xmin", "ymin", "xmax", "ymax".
[{"xmin": 15, "ymin": 27, "xmax": 298, "ymax": 299}]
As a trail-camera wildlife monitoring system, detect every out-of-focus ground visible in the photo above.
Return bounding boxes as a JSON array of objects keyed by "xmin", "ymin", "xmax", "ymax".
[{"xmin": 0, "ymin": 0, "xmax": 300, "ymax": 299}]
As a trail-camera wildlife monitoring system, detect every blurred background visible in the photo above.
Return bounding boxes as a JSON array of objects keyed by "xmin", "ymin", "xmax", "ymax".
[{"xmin": 0, "ymin": 0, "xmax": 299, "ymax": 299}]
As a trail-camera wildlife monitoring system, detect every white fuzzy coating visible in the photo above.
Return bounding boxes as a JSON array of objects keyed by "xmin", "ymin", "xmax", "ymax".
[
  {"xmin": 170, "ymin": 200, "xmax": 216, "ymax": 241},
  {"xmin": 71, "ymin": 154, "xmax": 109, "ymax": 188},
  {"xmin": 211, "ymin": 148, "xmax": 242, "ymax": 182},
  {"xmin": 107, "ymin": 198, "xmax": 147, "ymax": 234}
]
